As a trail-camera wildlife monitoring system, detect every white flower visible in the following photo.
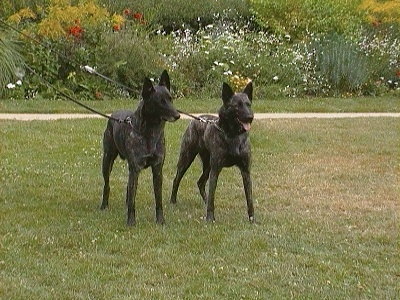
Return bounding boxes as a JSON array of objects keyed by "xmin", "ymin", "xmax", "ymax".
[
  {"xmin": 15, "ymin": 67, "xmax": 25, "ymax": 79},
  {"xmin": 7, "ymin": 83, "xmax": 16, "ymax": 89},
  {"xmin": 16, "ymin": 80, "xmax": 22, "ymax": 85},
  {"xmin": 273, "ymin": 76, "xmax": 279, "ymax": 81}
]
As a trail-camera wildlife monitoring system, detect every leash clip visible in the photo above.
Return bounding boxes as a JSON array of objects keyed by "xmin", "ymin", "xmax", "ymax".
[
  {"xmin": 124, "ymin": 116, "xmax": 133, "ymax": 128},
  {"xmin": 81, "ymin": 65, "xmax": 95, "ymax": 74},
  {"xmin": 198, "ymin": 117, "xmax": 208, "ymax": 123}
]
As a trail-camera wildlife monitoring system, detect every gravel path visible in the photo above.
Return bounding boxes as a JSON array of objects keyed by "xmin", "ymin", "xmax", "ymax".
[{"xmin": 0, "ymin": 112, "xmax": 399, "ymax": 121}]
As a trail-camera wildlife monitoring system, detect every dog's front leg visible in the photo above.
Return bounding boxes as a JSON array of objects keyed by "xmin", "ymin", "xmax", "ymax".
[
  {"xmin": 206, "ymin": 167, "xmax": 221, "ymax": 222},
  {"xmin": 126, "ymin": 166, "xmax": 139, "ymax": 226},
  {"xmin": 241, "ymin": 168, "xmax": 255, "ymax": 223},
  {"xmin": 152, "ymin": 163, "xmax": 165, "ymax": 225}
]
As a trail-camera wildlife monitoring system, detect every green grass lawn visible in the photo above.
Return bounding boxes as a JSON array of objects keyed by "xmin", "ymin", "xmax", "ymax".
[
  {"xmin": 0, "ymin": 95, "xmax": 399, "ymax": 114},
  {"xmin": 1, "ymin": 117, "xmax": 399, "ymax": 299}
]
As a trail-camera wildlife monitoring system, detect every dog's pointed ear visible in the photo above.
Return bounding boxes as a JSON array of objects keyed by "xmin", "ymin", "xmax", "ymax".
[
  {"xmin": 159, "ymin": 70, "xmax": 170, "ymax": 91},
  {"xmin": 243, "ymin": 81, "xmax": 253, "ymax": 102},
  {"xmin": 222, "ymin": 82, "xmax": 234, "ymax": 104},
  {"xmin": 142, "ymin": 77, "xmax": 155, "ymax": 100}
]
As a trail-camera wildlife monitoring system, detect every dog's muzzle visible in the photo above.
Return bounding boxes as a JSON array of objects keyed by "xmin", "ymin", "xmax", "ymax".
[{"xmin": 164, "ymin": 112, "xmax": 180, "ymax": 122}]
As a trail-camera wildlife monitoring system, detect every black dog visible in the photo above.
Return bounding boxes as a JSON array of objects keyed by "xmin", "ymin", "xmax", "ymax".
[
  {"xmin": 170, "ymin": 82, "xmax": 255, "ymax": 222},
  {"xmin": 101, "ymin": 70, "xmax": 180, "ymax": 226}
]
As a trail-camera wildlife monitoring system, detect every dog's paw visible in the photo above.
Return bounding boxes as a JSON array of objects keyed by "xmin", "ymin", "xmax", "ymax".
[
  {"xmin": 126, "ymin": 218, "xmax": 136, "ymax": 227},
  {"xmin": 205, "ymin": 213, "xmax": 215, "ymax": 223},
  {"xmin": 156, "ymin": 217, "xmax": 166, "ymax": 225},
  {"xmin": 249, "ymin": 216, "xmax": 256, "ymax": 224}
]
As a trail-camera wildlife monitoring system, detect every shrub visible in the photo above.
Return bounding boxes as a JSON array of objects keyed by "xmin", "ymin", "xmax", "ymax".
[
  {"xmin": 2, "ymin": 0, "xmax": 398, "ymax": 99},
  {"xmin": 359, "ymin": 0, "xmax": 400, "ymax": 24},
  {"xmin": 249, "ymin": 0, "xmax": 365, "ymax": 40},
  {"xmin": 314, "ymin": 34, "xmax": 370, "ymax": 95},
  {"xmin": 0, "ymin": 0, "xmax": 44, "ymax": 18},
  {"xmin": 99, "ymin": 0, "xmax": 251, "ymax": 31},
  {"xmin": 356, "ymin": 24, "xmax": 400, "ymax": 94},
  {"xmin": 5, "ymin": 0, "xmax": 123, "ymax": 99},
  {"xmin": 0, "ymin": 30, "xmax": 25, "ymax": 97},
  {"xmin": 94, "ymin": 29, "xmax": 166, "ymax": 96}
]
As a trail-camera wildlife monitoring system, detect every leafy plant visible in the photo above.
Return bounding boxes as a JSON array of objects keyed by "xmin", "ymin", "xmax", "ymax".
[
  {"xmin": 359, "ymin": 0, "xmax": 400, "ymax": 24},
  {"xmin": 94, "ymin": 28, "xmax": 166, "ymax": 96},
  {"xmin": 314, "ymin": 34, "xmax": 370, "ymax": 95},
  {"xmin": 0, "ymin": 30, "xmax": 24, "ymax": 97},
  {"xmin": 249, "ymin": 0, "xmax": 364, "ymax": 39},
  {"xmin": 99, "ymin": 0, "xmax": 251, "ymax": 31}
]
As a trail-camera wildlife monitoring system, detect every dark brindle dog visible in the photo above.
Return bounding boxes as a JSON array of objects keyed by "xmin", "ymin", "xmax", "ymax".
[
  {"xmin": 170, "ymin": 82, "xmax": 255, "ymax": 222},
  {"xmin": 101, "ymin": 70, "xmax": 180, "ymax": 226}
]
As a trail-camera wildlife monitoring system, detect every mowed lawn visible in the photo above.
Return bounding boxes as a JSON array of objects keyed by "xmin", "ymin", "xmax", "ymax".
[{"xmin": 0, "ymin": 117, "xmax": 398, "ymax": 299}]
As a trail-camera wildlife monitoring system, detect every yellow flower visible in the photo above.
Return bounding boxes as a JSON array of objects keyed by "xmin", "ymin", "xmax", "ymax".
[{"xmin": 7, "ymin": 8, "xmax": 36, "ymax": 24}]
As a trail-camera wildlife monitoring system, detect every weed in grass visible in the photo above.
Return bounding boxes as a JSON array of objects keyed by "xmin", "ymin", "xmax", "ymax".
[{"xmin": 0, "ymin": 118, "xmax": 399, "ymax": 299}]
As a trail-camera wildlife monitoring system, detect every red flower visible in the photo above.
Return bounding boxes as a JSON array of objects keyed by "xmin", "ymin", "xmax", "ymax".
[
  {"xmin": 133, "ymin": 12, "xmax": 143, "ymax": 20},
  {"xmin": 396, "ymin": 70, "xmax": 400, "ymax": 78},
  {"xmin": 95, "ymin": 91, "xmax": 103, "ymax": 99},
  {"xmin": 112, "ymin": 24, "xmax": 121, "ymax": 32},
  {"xmin": 124, "ymin": 9, "xmax": 131, "ymax": 16},
  {"xmin": 372, "ymin": 20, "xmax": 381, "ymax": 27},
  {"xmin": 69, "ymin": 25, "xmax": 83, "ymax": 38}
]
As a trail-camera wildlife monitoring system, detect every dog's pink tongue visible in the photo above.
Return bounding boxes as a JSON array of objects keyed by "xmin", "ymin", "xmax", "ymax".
[{"xmin": 242, "ymin": 122, "xmax": 251, "ymax": 131}]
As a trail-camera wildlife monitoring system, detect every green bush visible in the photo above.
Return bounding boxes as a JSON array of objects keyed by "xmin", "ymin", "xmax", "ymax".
[
  {"xmin": 99, "ymin": 0, "xmax": 251, "ymax": 30},
  {"xmin": 249, "ymin": 0, "xmax": 365, "ymax": 39},
  {"xmin": 2, "ymin": 0, "xmax": 398, "ymax": 99},
  {"xmin": 315, "ymin": 35, "xmax": 369, "ymax": 95},
  {"xmin": 0, "ymin": 30, "xmax": 25, "ymax": 97},
  {"xmin": 94, "ymin": 29, "xmax": 166, "ymax": 96}
]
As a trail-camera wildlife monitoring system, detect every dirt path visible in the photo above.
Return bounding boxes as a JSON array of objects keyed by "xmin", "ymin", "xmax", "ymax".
[{"xmin": 0, "ymin": 112, "xmax": 399, "ymax": 121}]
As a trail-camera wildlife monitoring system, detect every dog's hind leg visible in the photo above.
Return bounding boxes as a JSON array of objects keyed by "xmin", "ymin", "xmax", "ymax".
[
  {"xmin": 197, "ymin": 151, "xmax": 210, "ymax": 204},
  {"xmin": 170, "ymin": 144, "xmax": 198, "ymax": 204},
  {"xmin": 100, "ymin": 128, "xmax": 119, "ymax": 210},
  {"xmin": 152, "ymin": 163, "xmax": 165, "ymax": 224}
]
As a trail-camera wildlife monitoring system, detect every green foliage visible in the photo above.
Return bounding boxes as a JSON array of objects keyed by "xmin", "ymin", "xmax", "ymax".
[
  {"xmin": 0, "ymin": 30, "xmax": 25, "ymax": 97},
  {"xmin": 314, "ymin": 34, "xmax": 370, "ymax": 95},
  {"xmin": 359, "ymin": 0, "xmax": 400, "ymax": 24},
  {"xmin": 0, "ymin": 0, "xmax": 47, "ymax": 17},
  {"xmin": 94, "ymin": 29, "xmax": 166, "ymax": 95},
  {"xmin": 1, "ymin": 0, "xmax": 399, "ymax": 99},
  {"xmin": 99, "ymin": 0, "xmax": 251, "ymax": 29},
  {"xmin": 249, "ymin": 0, "xmax": 365, "ymax": 39}
]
